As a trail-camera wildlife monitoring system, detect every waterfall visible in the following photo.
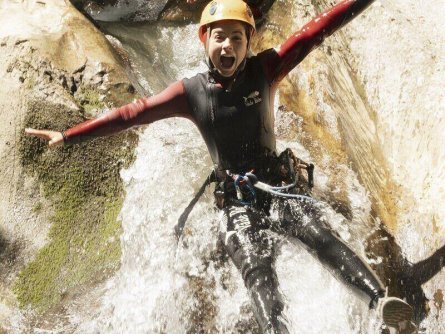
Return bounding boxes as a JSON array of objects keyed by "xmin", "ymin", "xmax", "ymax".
[
  {"xmin": 66, "ymin": 19, "xmax": 381, "ymax": 334},
  {"xmin": 67, "ymin": 1, "xmax": 445, "ymax": 333},
  {"xmin": 4, "ymin": 0, "xmax": 444, "ymax": 332}
]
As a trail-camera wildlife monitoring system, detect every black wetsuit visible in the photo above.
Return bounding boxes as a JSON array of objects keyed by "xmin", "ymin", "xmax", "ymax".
[
  {"xmin": 63, "ymin": 1, "xmax": 383, "ymax": 332},
  {"xmin": 182, "ymin": 57, "xmax": 384, "ymax": 333},
  {"xmin": 183, "ymin": 54, "xmax": 275, "ymax": 171}
]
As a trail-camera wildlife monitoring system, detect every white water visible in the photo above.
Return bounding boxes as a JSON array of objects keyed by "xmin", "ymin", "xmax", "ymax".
[
  {"xmin": 72, "ymin": 97, "xmax": 377, "ymax": 332},
  {"xmin": 69, "ymin": 2, "xmax": 444, "ymax": 333},
  {"xmin": 4, "ymin": 1, "xmax": 444, "ymax": 333},
  {"xmin": 68, "ymin": 21, "xmax": 383, "ymax": 333}
]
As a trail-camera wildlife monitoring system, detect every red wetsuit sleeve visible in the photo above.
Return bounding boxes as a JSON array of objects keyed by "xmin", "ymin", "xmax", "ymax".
[
  {"xmin": 262, "ymin": 0, "xmax": 375, "ymax": 84},
  {"xmin": 64, "ymin": 80, "xmax": 191, "ymax": 143}
]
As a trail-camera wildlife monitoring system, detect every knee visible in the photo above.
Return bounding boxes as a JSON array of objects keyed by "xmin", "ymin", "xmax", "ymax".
[
  {"xmin": 299, "ymin": 223, "xmax": 340, "ymax": 251},
  {"xmin": 243, "ymin": 265, "xmax": 277, "ymax": 291}
]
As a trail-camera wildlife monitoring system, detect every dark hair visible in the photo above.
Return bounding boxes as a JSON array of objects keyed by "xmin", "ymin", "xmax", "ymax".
[{"xmin": 208, "ymin": 21, "xmax": 251, "ymax": 39}]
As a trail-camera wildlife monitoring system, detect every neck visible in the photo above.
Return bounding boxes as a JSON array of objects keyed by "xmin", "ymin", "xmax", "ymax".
[{"xmin": 212, "ymin": 71, "xmax": 235, "ymax": 84}]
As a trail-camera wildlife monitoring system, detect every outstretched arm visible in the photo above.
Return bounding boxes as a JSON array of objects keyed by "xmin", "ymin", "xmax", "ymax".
[
  {"xmin": 263, "ymin": 0, "xmax": 375, "ymax": 84},
  {"xmin": 26, "ymin": 80, "xmax": 191, "ymax": 145}
]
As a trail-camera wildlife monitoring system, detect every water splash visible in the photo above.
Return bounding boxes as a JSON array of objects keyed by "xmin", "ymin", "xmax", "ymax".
[{"xmin": 8, "ymin": 1, "xmax": 444, "ymax": 332}]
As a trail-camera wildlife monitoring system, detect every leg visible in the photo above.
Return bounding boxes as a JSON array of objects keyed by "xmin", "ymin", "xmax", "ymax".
[
  {"xmin": 279, "ymin": 200, "xmax": 417, "ymax": 334},
  {"xmin": 278, "ymin": 199, "xmax": 385, "ymax": 307},
  {"xmin": 220, "ymin": 204, "xmax": 289, "ymax": 334},
  {"xmin": 278, "ymin": 199, "xmax": 417, "ymax": 332}
]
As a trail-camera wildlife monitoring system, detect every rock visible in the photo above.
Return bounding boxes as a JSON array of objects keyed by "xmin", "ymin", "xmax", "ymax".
[
  {"xmin": 0, "ymin": 0, "xmax": 139, "ymax": 328},
  {"xmin": 71, "ymin": 0, "xmax": 277, "ymax": 24}
]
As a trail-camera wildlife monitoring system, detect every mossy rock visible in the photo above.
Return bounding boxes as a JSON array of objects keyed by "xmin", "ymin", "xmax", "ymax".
[{"xmin": 15, "ymin": 94, "xmax": 137, "ymax": 312}]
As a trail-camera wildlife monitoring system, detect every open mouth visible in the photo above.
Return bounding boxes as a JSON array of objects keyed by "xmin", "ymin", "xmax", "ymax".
[{"xmin": 220, "ymin": 55, "xmax": 235, "ymax": 69}]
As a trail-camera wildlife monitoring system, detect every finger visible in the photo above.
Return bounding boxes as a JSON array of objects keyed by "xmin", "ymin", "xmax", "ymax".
[
  {"xmin": 24, "ymin": 128, "xmax": 36, "ymax": 135},
  {"xmin": 25, "ymin": 128, "xmax": 48, "ymax": 136},
  {"xmin": 25, "ymin": 128, "xmax": 54, "ymax": 140}
]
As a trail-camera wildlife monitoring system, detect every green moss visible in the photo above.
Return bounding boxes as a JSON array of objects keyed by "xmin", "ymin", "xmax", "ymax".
[
  {"xmin": 32, "ymin": 202, "xmax": 42, "ymax": 214},
  {"xmin": 14, "ymin": 195, "xmax": 124, "ymax": 310},
  {"xmin": 14, "ymin": 96, "xmax": 137, "ymax": 312},
  {"xmin": 76, "ymin": 86, "xmax": 106, "ymax": 117}
]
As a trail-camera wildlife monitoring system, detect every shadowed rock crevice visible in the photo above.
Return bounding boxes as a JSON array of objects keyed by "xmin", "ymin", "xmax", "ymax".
[
  {"xmin": 0, "ymin": 232, "xmax": 25, "ymax": 285},
  {"xmin": 366, "ymin": 224, "xmax": 445, "ymax": 322}
]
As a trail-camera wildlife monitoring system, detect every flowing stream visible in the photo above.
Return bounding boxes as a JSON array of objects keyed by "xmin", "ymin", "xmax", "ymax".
[
  {"xmin": 5, "ymin": 0, "xmax": 444, "ymax": 333},
  {"xmin": 69, "ymin": 21, "xmax": 377, "ymax": 333}
]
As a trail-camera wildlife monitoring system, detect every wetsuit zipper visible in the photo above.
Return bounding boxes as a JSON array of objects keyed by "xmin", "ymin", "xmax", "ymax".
[{"xmin": 207, "ymin": 80, "xmax": 215, "ymax": 125}]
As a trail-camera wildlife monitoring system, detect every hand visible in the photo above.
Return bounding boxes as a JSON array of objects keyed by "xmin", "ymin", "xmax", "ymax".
[{"xmin": 25, "ymin": 128, "xmax": 64, "ymax": 147}]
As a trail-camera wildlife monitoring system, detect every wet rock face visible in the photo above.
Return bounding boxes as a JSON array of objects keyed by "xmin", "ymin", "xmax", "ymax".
[
  {"xmin": 70, "ymin": 0, "xmax": 201, "ymax": 22},
  {"xmin": 71, "ymin": 0, "xmax": 119, "ymax": 9},
  {"xmin": 71, "ymin": 0, "xmax": 277, "ymax": 23},
  {"xmin": 0, "ymin": 0, "xmax": 138, "ymax": 321},
  {"xmin": 159, "ymin": 0, "xmax": 208, "ymax": 22},
  {"xmin": 160, "ymin": 0, "xmax": 277, "ymax": 23}
]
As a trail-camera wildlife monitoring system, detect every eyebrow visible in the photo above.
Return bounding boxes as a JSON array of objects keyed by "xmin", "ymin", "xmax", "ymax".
[{"xmin": 212, "ymin": 29, "xmax": 244, "ymax": 35}]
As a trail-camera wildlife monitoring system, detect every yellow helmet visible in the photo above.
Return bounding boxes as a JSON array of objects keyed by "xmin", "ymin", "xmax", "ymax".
[{"xmin": 198, "ymin": 0, "xmax": 256, "ymax": 43}]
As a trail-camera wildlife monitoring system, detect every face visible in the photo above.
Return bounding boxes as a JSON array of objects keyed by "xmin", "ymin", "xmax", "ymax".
[{"xmin": 207, "ymin": 20, "xmax": 248, "ymax": 77}]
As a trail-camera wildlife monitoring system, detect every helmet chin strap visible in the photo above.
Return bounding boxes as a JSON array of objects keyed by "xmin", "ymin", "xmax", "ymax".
[
  {"xmin": 204, "ymin": 25, "xmax": 215, "ymax": 73},
  {"xmin": 204, "ymin": 24, "xmax": 252, "ymax": 92}
]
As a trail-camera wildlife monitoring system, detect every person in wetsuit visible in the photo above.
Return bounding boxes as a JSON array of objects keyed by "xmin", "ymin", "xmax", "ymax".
[{"xmin": 25, "ymin": 0, "xmax": 417, "ymax": 333}]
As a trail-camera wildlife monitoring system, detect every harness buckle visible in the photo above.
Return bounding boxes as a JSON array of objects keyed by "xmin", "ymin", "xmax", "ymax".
[{"xmin": 227, "ymin": 170, "xmax": 257, "ymax": 206}]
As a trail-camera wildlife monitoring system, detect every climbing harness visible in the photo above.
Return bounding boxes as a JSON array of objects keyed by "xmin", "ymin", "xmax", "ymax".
[
  {"xmin": 175, "ymin": 149, "xmax": 316, "ymax": 240},
  {"xmin": 225, "ymin": 163, "xmax": 315, "ymax": 207}
]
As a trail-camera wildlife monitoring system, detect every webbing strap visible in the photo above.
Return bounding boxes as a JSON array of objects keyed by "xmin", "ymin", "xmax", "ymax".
[{"xmin": 175, "ymin": 171, "xmax": 216, "ymax": 240}]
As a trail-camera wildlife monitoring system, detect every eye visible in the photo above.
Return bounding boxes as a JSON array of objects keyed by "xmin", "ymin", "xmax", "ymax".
[{"xmin": 213, "ymin": 34, "xmax": 225, "ymax": 42}]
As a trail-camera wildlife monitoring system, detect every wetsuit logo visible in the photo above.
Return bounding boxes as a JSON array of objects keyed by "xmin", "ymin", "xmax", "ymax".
[{"xmin": 243, "ymin": 91, "xmax": 262, "ymax": 107}]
